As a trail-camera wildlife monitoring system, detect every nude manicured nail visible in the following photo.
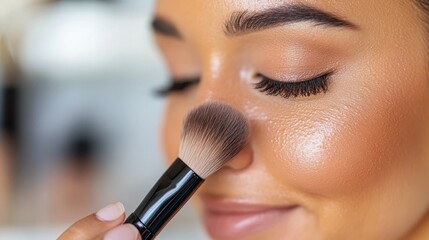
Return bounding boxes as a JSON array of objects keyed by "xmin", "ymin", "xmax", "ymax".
[
  {"xmin": 96, "ymin": 202, "xmax": 125, "ymax": 221},
  {"xmin": 104, "ymin": 224, "xmax": 139, "ymax": 240}
]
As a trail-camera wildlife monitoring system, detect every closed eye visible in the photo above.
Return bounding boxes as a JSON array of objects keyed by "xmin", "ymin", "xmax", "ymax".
[
  {"xmin": 254, "ymin": 71, "xmax": 333, "ymax": 99},
  {"xmin": 156, "ymin": 77, "xmax": 200, "ymax": 96}
]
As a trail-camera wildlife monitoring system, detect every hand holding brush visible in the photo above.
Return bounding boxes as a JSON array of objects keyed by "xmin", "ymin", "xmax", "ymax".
[{"xmin": 58, "ymin": 102, "xmax": 249, "ymax": 240}]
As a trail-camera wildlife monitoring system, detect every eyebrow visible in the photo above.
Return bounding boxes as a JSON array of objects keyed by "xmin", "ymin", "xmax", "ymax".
[
  {"xmin": 224, "ymin": 4, "xmax": 358, "ymax": 36},
  {"xmin": 152, "ymin": 16, "xmax": 182, "ymax": 38}
]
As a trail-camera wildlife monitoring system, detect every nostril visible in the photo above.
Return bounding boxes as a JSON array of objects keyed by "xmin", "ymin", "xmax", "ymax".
[{"xmin": 223, "ymin": 144, "xmax": 253, "ymax": 171}]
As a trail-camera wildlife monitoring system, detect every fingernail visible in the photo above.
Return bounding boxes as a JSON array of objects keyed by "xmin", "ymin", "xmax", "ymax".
[
  {"xmin": 96, "ymin": 202, "xmax": 125, "ymax": 221},
  {"xmin": 104, "ymin": 224, "xmax": 139, "ymax": 240}
]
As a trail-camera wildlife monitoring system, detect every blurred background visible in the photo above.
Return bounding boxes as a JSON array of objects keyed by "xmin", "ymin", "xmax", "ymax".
[{"xmin": 0, "ymin": 0, "xmax": 207, "ymax": 239}]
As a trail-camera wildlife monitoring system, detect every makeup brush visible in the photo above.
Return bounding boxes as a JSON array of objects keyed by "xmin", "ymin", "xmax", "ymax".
[{"xmin": 125, "ymin": 102, "xmax": 249, "ymax": 239}]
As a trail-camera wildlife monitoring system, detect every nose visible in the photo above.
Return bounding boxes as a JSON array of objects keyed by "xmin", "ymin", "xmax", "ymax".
[
  {"xmin": 223, "ymin": 144, "xmax": 253, "ymax": 170},
  {"xmin": 193, "ymin": 58, "xmax": 254, "ymax": 172}
]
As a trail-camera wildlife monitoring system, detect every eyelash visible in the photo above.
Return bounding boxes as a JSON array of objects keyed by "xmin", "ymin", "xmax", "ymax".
[
  {"xmin": 254, "ymin": 72, "xmax": 332, "ymax": 99},
  {"xmin": 156, "ymin": 77, "xmax": 200, "ymax": 96},
  {"xmin": 157, "ymin": 71, "xmax": 332, "ymax": 98}
]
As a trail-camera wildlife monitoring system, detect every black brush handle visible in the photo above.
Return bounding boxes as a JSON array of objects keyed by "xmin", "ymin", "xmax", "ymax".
[{"xmin": 125, "ymin": 158, "xmax": 204, "ymax": 239}]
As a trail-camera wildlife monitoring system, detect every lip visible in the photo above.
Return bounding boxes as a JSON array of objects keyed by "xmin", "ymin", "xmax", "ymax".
[{"xmin": 200, "ymin": 196, "xmax": 299, "ymax": 239}]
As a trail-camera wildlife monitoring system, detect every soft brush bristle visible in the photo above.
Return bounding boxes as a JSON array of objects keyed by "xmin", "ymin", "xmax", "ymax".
[{"xmin": 179, "ymin": 102, "xmax": 249, "ymax": 179}]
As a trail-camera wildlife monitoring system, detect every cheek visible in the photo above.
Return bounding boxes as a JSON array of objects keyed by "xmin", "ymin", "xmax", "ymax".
[
  {"xmin": 266, "ymin": 112, "xmax": 384, "ymax": 196},
  {"xmin": 259, "ymin": 72, "xmax": 428, "ymax": 197}
]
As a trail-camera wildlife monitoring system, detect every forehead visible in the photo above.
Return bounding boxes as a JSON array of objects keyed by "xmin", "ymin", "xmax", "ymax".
[
  {"xmin": 154, "ymin": 0, "xmax": 420, "ymax": 40},
  {"xmin": 154, "ymin": 0, "xmax": 403, "ymax": 23}
]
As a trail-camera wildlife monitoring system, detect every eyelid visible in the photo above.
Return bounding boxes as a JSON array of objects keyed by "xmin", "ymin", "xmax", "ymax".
[
  {"xmin": 255, "ymin": 70, "xmax": 334, "ymax": 83},
  {"xmin": 156, "ymin": 77, "xmax": 200, "ymax": 96}
]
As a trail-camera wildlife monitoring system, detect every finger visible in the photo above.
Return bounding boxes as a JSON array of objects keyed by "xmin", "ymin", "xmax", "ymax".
[
  {"xmin": 58, "ymin": 202, "xmax": 126, "ymax": 240},
  {"xmin": 103, "ymin": 224, "xmax": 141, "ymax": 240}
]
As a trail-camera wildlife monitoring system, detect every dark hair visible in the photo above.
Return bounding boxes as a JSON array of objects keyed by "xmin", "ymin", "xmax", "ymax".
[
  {"xmin": 417, "ymin": 0, "xmax": 429, "ymax": 23},
  {"xmin": 416, "ymin": 0, "xmax": 429, "ymax": 61},
  {"xmin": 421, "ymin": 0, "xmax": 429, "ymax": 12}
]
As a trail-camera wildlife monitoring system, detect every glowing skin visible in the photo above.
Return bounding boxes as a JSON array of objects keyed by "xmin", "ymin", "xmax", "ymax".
[{"xmin": 156, "ymin": 0, "xmax": 429, "ymax": 239}]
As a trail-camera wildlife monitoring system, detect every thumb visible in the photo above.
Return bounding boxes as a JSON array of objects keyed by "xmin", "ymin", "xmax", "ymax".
[{"xmin": 58, "ymin": 202, "xmax": 139, "ymax": 240}]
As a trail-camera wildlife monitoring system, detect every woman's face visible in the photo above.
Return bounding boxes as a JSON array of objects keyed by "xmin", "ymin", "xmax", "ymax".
[{"xmin": 155, "ymin": 0, "xmax": 429, "ymax": 239}]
